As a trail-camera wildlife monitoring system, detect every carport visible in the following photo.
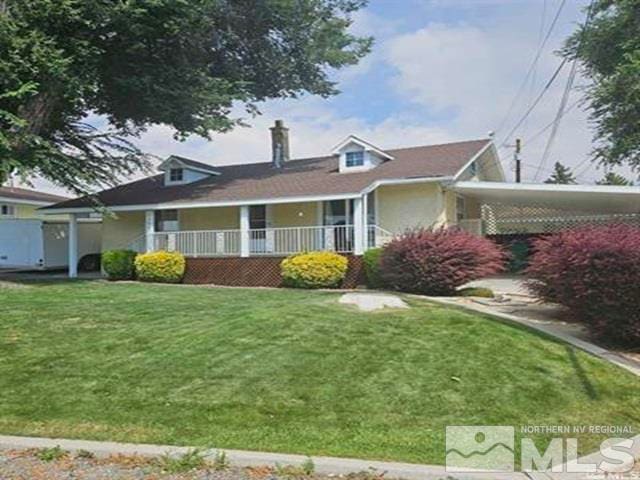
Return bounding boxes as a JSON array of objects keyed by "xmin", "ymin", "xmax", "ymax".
[{"xmin": 451, "ymin": 181, "xmax": 640, "ymax": 235}]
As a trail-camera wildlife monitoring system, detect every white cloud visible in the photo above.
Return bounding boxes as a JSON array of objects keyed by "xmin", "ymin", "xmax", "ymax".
[{"xmin": 383, "ymin": 15, "xmax": 600, "ymax": 181}]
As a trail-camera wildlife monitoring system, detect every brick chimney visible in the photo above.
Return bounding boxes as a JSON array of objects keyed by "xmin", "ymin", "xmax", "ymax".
[{"xmin": 270, "ymin": 120, "xmax": 290, "ymax": 168}]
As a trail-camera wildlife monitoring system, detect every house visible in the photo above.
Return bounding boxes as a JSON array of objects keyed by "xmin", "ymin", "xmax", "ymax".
[
  {"xmin": 0, "ymin": 186, "xmax": 101, "ymax": 270},
  {"xmin": 43, "ymin": 120, "xmax": 640, "ymax": 284},
  {"xmin": 0, "ymin": 186, "xmax": 69, "ymax": 220}
]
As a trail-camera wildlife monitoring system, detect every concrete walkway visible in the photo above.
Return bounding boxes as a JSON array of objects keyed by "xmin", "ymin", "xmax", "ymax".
[{"xmin": 0, "ymin": 434, "xmax": 524, "ymax": 480}]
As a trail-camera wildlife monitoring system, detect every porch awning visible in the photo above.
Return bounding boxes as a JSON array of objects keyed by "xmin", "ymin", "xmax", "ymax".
[{"xmin": 451, "ymin": 181, "xmax": 640, "ymax": 214}]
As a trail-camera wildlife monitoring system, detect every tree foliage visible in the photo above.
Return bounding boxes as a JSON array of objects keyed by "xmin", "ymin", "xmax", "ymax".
[
  {"xmin": 544, "ymin": 162, "xmax": 577, "ymax": 184},
  {"xmin": 596, "ymin": 171, "xmax": 634, "ymax": 185},
  {"xmin": 564, "ymin": 0, "xmax": 640, "ymax": 171},
  {"xmin": 0, "ymin": 0, "xmax": 371, "ymax": 194}
]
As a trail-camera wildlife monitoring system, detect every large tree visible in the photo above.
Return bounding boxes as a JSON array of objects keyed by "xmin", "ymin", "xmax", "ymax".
[
  {"xmin": 545, "ymin": 162, "xmax": 578, "ymax": 184},
  {"xmin": 596, "ymin": 171, "xmax": 634, "ymax": 185},
  {"xmin": 564, "ymin": 0, "xmax": 640, "ymax": 171},
  {"xmin": 0, "ymin": 0, "xmax": 371, "ymax": 193}
]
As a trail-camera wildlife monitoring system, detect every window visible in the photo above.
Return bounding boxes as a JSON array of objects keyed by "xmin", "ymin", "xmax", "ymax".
[
  {"xmin": 155, "ymin": 209, "xmax": 179, "ymax": 232},
  {"xmin": 456, "ymin": 196, "xmax": 466, "ymax": 223},
  {"xmin": 366, "ymin": 191, "xmax": 376, "ymax": 225},
  {"xmin": 169, "ymin": 168, "xmax": 184, "ymax": 182},
  {"xmin": 0, "ymin": 204, "xmax": 15, "ymax": 217},
  {"xmin": 345, "ymin": 151, "xmax": 364, "ymax": 167}
]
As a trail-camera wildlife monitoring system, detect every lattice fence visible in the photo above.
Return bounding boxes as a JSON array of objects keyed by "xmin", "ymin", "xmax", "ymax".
[{"xmin": 481, "ymin": 203, "xmax": 640, "ymax": 235}]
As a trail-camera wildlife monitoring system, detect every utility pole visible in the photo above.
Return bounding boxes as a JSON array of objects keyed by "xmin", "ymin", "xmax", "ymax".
[{"xmin": 514, "ymin": 138, "xmax": 522, "ymax": 183}]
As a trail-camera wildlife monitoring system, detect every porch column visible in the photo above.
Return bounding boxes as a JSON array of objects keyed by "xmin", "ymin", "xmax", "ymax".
[
  {"xmin": 68, "ymin": 213, "xmax": 78, "ymax": 278},
  {"xmin": 362, "ymin": 193, "xmax": 369, "ymax": 250},
  {"xmin": 353, "ymin": 196, "xmax": 364, "ymax": 255},
  {"xmin": 240, "ymin": 205, "xmax": 250, "ymax": 257},
  {"xmin": 145, "ymin": 210, "xmax": 155, "ymax": 253}
]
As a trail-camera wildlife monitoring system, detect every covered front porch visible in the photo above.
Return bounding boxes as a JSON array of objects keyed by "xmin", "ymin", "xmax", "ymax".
[{"xmin": 112, "ymin": 193, "xmax": 393, "ymax": 260}]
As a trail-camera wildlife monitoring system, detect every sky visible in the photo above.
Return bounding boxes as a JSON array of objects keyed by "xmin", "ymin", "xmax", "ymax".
[{"xmin": 23, "ymin": 0, "xmax": 627, "ymax": 196}]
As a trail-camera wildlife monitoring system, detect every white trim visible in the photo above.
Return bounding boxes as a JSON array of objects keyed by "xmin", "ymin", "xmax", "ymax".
[
  {"xmin": 353, "ymin": 196, "xmax": 364, "ymax": 255},
  {"xmin": 361, "ymin": 176, "xmax": 453, "ymax": 195},
  {"xmin": 42, "ymin": 176, "xmax": 454, "ymax": 215},
  {"xmin": 0, "ymin": 196, "xmax": 61, "ymax": 207},
  {"xmin": 145, "ymin": 211, "xmax": 155, "ymax": 253},
  {"xmin": 451, "ymin": 140, "xmax": 499, "ymax": 181},
  {"xmin": 239, "ymin": 205, "xmax": 250, "ymax": 257},
  {"xmin": 158, "ymin": 157, "xmax": 221, "ymax": 176},
  {"xmin": 331, "ymin": 135, "xmax": 394, "ymax": 160},
  {"xmin": 453, "ymin": 181, "xmax": 640, "ymax": 195}
]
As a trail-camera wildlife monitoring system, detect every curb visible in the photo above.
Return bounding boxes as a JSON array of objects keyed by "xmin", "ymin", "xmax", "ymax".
[
  {"xmin": 0, "ymin": 434, "xmax": 527, "ymax": 480},
  {"xmin": 420, "ymin": 295, "xmax": 640, "ymax": 377}
]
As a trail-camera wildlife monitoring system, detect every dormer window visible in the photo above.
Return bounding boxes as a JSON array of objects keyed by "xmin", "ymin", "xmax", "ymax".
[
  {"xmin": 169, "ymin": 168, "xmax": 184, "ymax": 182},
  {"xmin": 332, "ymin": 135, "xmax": 394, "ymax": 173},
  {"xmin": 345, "ymin": 151, "xmax": 364, "ymax": 168},
  {"xmin": 158, "ymin": 156, "xmax": 221, "ymax": 186}
]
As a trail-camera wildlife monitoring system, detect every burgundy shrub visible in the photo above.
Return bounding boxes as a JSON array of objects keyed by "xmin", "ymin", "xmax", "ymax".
[
  {"xmin": 526, "ymin": 224, "xmax": 640, "ymax": 346},
  {"xmin": 379, "ymin": 228, "xmax": 506, "ymax": 296}
]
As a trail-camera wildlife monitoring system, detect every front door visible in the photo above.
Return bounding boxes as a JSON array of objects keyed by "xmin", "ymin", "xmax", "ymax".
[
  {"xmin": 323, "ymin": 200, "xmax": 354, "ymax": 251},
  {"xmin": 249, "ymin": 205, "xmax": 267, "ymax": 252}
]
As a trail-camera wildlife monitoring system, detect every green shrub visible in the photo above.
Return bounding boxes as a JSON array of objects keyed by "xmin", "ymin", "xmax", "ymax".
[
  {"xmin": 508, "ymin": 239, "xmax": 530, "ymax": 272},
  {"xmin": 36, "ymin": 445, "xmax": 66, "ymax": 462},
  {"xmin": 457, "ymin": 287, "xmax": 495, "ymax": 298},
  {"xmin": 157, "ymin": 449, "xmax": 205, "ymax": 473},
  {"xmin": 363, "ymin": 248, "xmax": 384, "ymax": 289},
  {"xmin": 135, "ymin": 251, "xmax": 186, "ymax": 283},
  {"xmin": 281, "ymin": 251, "xmax": 349, "ymax": 289},
  {"xmin": 101, "ymin": 249, "xmax": 137, "ymax": 280}
]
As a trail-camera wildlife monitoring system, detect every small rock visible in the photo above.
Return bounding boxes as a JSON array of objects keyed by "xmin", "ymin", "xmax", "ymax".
[{"xmin": 339, "ymin": 293, "xmax": 409, "ymax": 312}]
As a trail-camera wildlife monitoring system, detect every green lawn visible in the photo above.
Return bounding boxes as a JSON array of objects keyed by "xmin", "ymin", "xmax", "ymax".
[{"xmin": 0, "ymin": 280, "xmax": 638, "ymax": 465}]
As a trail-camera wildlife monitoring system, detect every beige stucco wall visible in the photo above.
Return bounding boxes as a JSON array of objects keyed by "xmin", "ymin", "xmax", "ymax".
[
  {"xmin": 179, "ymin": 207, "xmax": 239, "ymax": 230},
  {"xmin": 101, "ymin": 211, "xmax": 145, "ymax": 251},
  {"xmin": 15, "ymin": 204, "xmax": 38, "ymax": 218},
  {"xmin": 270, "ymin": 202, "xmax": 319, "ymax": 227},
  {"xmin": 456, "ymin": 146, "xmax": 504, "ymax": 182},
  {"xmin": 0, "ymin": 202, "xmax": 68, "ymax": 220},
  {"xmin": 376, "ymin": 183, "xmax": 452, "ymax": 233}
]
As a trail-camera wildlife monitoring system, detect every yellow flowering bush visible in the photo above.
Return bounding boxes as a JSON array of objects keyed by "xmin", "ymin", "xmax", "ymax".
[
  {"xmin": 134, "ymin": 251, "xmax": 186, "ymax": 283},
  {"xmin": 281, "ymin": 251, "xmax": 349, "ymax": 288}
]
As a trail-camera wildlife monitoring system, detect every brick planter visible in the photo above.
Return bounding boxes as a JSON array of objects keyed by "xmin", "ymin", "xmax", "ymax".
[{"xmin": 183, "ymin": 255, "xmax": 365, "ymax": 288}]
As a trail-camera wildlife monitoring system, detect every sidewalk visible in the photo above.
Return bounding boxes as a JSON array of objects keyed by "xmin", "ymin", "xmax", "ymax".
[{"xmin": 0, "ymin": 434, "xmax": 525, "ymax": 480}]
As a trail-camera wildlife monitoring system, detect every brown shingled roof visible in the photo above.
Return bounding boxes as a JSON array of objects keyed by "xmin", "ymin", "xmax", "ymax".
[
  {"xmin": 46, "ymin": 139, "xmax": 490, "ymax": 210},
  {"xmin": 0, "ymin": 186, "xmax": 69, "ymax": 204}
]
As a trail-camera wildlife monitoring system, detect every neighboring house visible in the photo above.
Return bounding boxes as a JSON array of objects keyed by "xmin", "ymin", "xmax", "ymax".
[
  {"xmin": 43, "ymin": 120, "xmax": 640, "ymax": 282},
  {"xmin": 0, "ymin": 186, "xmax": 69, "ymax": 220},
  {"xmin": 0, "ymin": 186, "xmax": 101, "ymax": 270}
]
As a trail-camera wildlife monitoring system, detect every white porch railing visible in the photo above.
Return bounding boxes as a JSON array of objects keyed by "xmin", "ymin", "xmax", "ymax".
[
  {"xmin": 249, "ymin": 225, "xmax": 354, "ymax": 255},
  {"xmin": 129, "ymin": 224, "xmax": 395, "ymax": 257},
  {"xmin": 152, "ymin": 229, "xmax": 241, "ymax": 256},
  {"xmin": 368, "ymin": 225, "xmax": 394, "ymax": 248}
]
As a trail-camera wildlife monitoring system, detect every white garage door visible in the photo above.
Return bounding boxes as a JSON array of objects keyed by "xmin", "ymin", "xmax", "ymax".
[{"xmin": 0, "ymin": 219, "xmax": 44, "ymax": 268}]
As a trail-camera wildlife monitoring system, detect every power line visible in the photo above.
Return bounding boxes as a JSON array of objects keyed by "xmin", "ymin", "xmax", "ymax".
[
  {"xmin": 495, "ymin": 0, "xmax": 567, "ymax": 137},
  {"xmin": 522, "ymin": 98, "xmax": 581, "ymax": 146},
  {"xmin": 533, "ymin": 0, "xmax": 596, "ymax": 181},
  {"xmin": 500, "ymin": 58, "xmax": 567, "ymax": 147}
]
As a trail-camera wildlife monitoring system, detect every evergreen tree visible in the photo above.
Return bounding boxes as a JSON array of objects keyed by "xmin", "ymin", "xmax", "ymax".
[
  {"xmin": 596, "ymin": 172, "xmax": 633, "ymax": 186},
  {"xmin": 544, "ymin": 162, "xmax": 578, "ymax": 184}
]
